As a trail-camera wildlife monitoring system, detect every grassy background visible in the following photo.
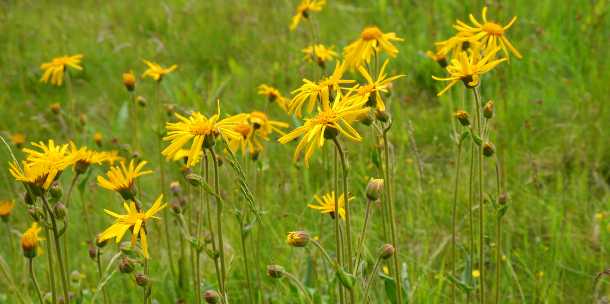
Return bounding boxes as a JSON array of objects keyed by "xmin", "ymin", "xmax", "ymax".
[{"xmin": 1, "ymin": 0, "xmax": 610, "ymax": 303}]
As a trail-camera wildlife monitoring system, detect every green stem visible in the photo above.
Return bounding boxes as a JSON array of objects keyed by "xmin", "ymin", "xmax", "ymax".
[
  {"xmin": 202, "ymin": 152, "xmax": 223, "ymax": 298},
  {"xmin": 96, "ymin": 249, "xmax": 109, "ymax": 304},
  {"xmin": 361, "ymin": 257, "xmax": 382, "ymax": 304},
  {"xmin": 451, "ymin": 140, "xmax": 463, "ymax": 304},
  {"xmin": 331, "ymin": 137, "xmax": 355, "ymax": 304},
  {"xmin": 333, "ymin": 149, "xmax": 346, "ymax": 304},
  {"xmin": 251, "ymin": 158, "xmax": 264, "ymax": 303},
  {"xmin": 43, "ymin": 207, "xmax": 57, "ymax": 304},
  {"xmin": 64, "ymin": 71, "xmax": 75, "ymax": 140},
  {"xmin": 6, "ymin": 223, "xmax": 17, "ymax": 285},
  {"xmin": 41, "ymin": 195, "xmax": 71, "ymax": 304},
  {"xmin": 473, "ymin": 86, "xmax": 485, "ymax": 303},
  {"xmin": 354, "ymin": 199, "xmax": 374, "ymax": 274},
  {"xmin": 306, "ymin": 17, "xmax": 318, "ymax": 81},
  {"xmin": 239, "ymin": 209, "xmax": 254, "ymax": 304},
  {"xmin": 467, "ymin": 141, "xmax": 475, "ymax": 303},
  {"xmin": 284, "ymin": 272, "xmax": 313, "ymax": 304},
  {"xmin": 29, "ymin": 259, "xmax": 44, "ymax": 304},
  {"xmin": 81, "ymin": 189, "xmax": 93, "ymax": 242},
  {"xmin": 371, "ymin": 126, "xmax": 388, "ymax": 243},
  {"xmin": 208, "ymin": 147, "xmax": 227, "ymax": 301},
  {"xmin": 131, "ymin": 91, "xmax": 139, "ymax": 151},
  {"xmin": 493, "ymin": 155, "xmax": 502, "ymax": 304},
  {"xmin": 65, "ymin": 173, "xmax": 79, "ymax": 209},
  {"xmin": 310, "ymin": 239, "xmax": 333, "ymax": 266},
  {"xmin": 155, "ymin": 82, "xmax": 175, "ymax": 281}
]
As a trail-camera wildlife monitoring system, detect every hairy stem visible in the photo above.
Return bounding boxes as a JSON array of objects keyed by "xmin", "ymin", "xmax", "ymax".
[
  {"xmin": 208, "ymin": 147, "xmax": 227, "ymax": 301},
  {"xmin": 203, "ymin": 152, "xmax": 223, "ymax": 298},
  {"xmin": 354, "ymin": 199, "xmax": 374, "ymax": 274},
  {"xmin": 361, "ymin": 257, "xmax": 382, "ymax": 304},
  {"xmin": 41, "ymin": 195, "xmax": 71, "ymax": 304},
  {"xmin": 473, "ymin": 86, "xmax": 485, "ymax": 303},
  {"xmin": 452, "ymin": 140, "xmax": 463, "ymax": 304},
  {"xmin": 285, "ymin": 272, "xmax": 313, "ymax": 304},
  {"xmin": 29, "ymin": 259, "xmax": 44, "ymax": 304},
  {"xmin": 96, "ymin": 249, "xmax": 109, "ymax": 304},
  {"xmin": 493, "ymin": 155, "xmax": 502, "ymax": 304},
  {"xmin": 333, "ymin": 149, "xmax": 346, "ymax": 304}
]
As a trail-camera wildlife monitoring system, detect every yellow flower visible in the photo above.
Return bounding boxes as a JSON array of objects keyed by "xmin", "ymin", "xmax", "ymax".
[
  {"xmin": 171, "ymin": 149, "xmax": 203, "ymax": 165},
  {"xmin": 342, "ymin": 26, "xmax": 403, "ymax": 72},
  {"xmin": 39, "ymin": 54, "xmax": 84, "ymax": 86},
  {"xmin": 353, "ymin": 59, "xmax": 405, "ymax": 111},
  {"xmin": 426, "ymin": 44, "xmax": 448, "ymax": 67},
  {"xmin": 123, "ymin": 70, "xmax": 136, "ymax": 90},
  {"xmin": 23, "ymin": 140, "xmax": 85, "ymax": 172},
  {"xmin": 9, "ymin": 161, "xmax": 56, "ymax": 191},
  {"xmin": 50, "ymin": 103, "xmax": 61, "ymax": 115},
  {"xmin": 302, "ymin": 44, "xmax": 338, "ymax": 64},
  {"xmin": 249, "ymin": 111, "xmax": 289, "ymax": 137},
  {"xmin": 68, "ymin": 141, "xmax": 106, "ymax": 173},
  {"xmin": 162, "ymin": 103, "xmax": 249, "ymax": 167},
  {"xmin": 141, "ymin": 60, "xmax": 178, "ymax": 82},
  {"xmin": 383, "ymin": 266, "xmax": 389, "ymax": 275},
  {"xmin": 98, "ymin": 195, "xmax": 167, "ymax": 259},
  {"xmin": 289, "ymin": 0, "xmax": 325, "ymax": 30},
  {"xmin": 0, "ymin": 200, "xmax": 15, "ymax": 220},
  {"xmin": 472, "ymin": 270, "xmax": 480, "ymax": 278},
  {"xmin": 257, "ymin": 84, "xmax": 290, "ymax": 112},
  {"xmin": 11, "ymin": 134, "xmax": 26, "ymax": 147},
  {"xmin": 104, "ymin": 150, "xmax": 126, "ymax": 166},
  {"xmin": 289, "ymin": 60, "xmax": 354, "ymax": 117},
  {"xmin": 436, "ymin": 32, "xmax": 475, "ymax": 60},
  {"xmin": 597, "ymin": 213, "xmax": 604, "ymax": 219},
  {"xmin": 24, "ymin": 222, "xmax": 45, "ymax": 255},
  {"xmin": 97, "ymin": 160, "xmax": 152, "ymax": 200},
  {"xmin": 431, "ymin": 47, "xmax": 506, "ymax": 96},
  {"xmin": 21, "ymin": 224, "xmax": 45, "ymax": 258},
  {"xmin": 93, "ymin": 132, "xmax": 103, "ymax": 146},
  {"xmin": 227, "ymin": 123, "xmax": 264, "ymax": 156},
  {"xmin": 278, "ymin": 87, "xmax": 369, "ymax": 167},
  {"xmin": 307, "ymin": 191, "xmax": 354, "ymax": 220},
  {"xmin": 536, "ymin": 271, "xmax": 545, "ymax": 277},
  {"xmin": 452, "ymin": 7, "xmax": 522, "ymax": 61}
]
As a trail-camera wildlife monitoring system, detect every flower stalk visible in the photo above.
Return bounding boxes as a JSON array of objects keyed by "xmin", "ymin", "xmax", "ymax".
[
  {"xmin": 473, "ymin": 86, "xmax": 485, "ymax": 303},
  {"xmin": 41, "ymin": 195, "xmax": 71, "ymax": 304},
  {"xmin": 96, "ymin": 249, "xmax": 109, "ymax": 304},
  {"xmin": 361, "ymin": 256, "xmax": 382, "ymax": 304},
  {"xmin": 383, "ymin": 127, "xmax": 402, "ymax": 304},
  {"xmin": 333, "ymin": 149, "xmax": 346, "ymax": 304},
  {"xmin": 493, "ymin": 155, "xmax": 502, "ymax": 304},
  {"xmin": 208, "ymin": 147, "xmax": 227, "ymax": 301},
  {"xmin": 284, "ymin": 271, "xmax": 313, "ymax": 304},
  {"xmin": 29, "ymin": 258, "xmax": 44, "ymax": 304}
]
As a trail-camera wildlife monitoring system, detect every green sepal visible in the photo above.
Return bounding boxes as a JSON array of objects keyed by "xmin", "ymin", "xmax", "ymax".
[
  {"xmin": 332, "ymin": 258, "xmax": 356, "ymax": 290},
  {"xmin": 459, "ymin": 130, "xmax": 470, "ymax": 143},
  {"xmin": 469, "ymin": 129, "xmax": 483, "ymax": 146}
]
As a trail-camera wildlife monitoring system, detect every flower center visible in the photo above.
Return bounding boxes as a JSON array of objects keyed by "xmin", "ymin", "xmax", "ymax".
[
  {"xmin": 357, "ymin": 84, "xmax": 376, "ymax": 96},
  {"xmin": 310, "ymin": 108, "xmax": 336, "ymax": 126},
  {"xmin": 52, "ymin": 57, "xmax": 68, "ymax": 66},
  {"xmin": 189, "ymin": 120, "xmax": 211, "ymax": 136},
  {"xmin": 234, "ymin": 124, "xmax": 252, "ymax": 138},
  {"xmin": 361, "ymin": 26, "xmax": 383, "ymax": 41},
  {"xmin": 482, "ymin": 22, "xmax": 504, "ymax": 36},
  {"xmin": 250, "ymin": 111, "xmax": 268, "ymax": 123}
]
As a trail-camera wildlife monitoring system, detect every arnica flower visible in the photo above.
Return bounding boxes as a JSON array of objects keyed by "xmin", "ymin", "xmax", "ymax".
[
  {"xmin": 93, "ymin": 132, "xmax": 103, "ymax": 147},
  {"xmin": 172, "ymin": 149, "xmax": 203, "ymax": 164},
  {"xmin": 285, "ymin": 231, "xmax": 310, "ymax": 247},
  {"xmin": 278, "ymin": 87, "xmax": 369, "ymax": 167},
  {"xmin": 250, "ymin": 111, "xmax": 289, "ymax": 137},
  {"xmin": 98, "ymin": 195, "xmax": 167, "ymax": 259},
  {"xmin": 0, "ymin": 200, "xmax": 15, "ymax": 222},
  {"xmin": 9, "ymin": 161, "xmax": 56, "ymax": 194},
  {"xmin": 105, "ymin": 150, "xmax": 126, "ymax": 166},
  {"xmin": 257, "ymin": 84, "xmax": 290, "ymax": 112},
  {"xmin": 50, "ymin": 103, "xmax": 61, "ymax": 115},
  {"xmin": 97, "ymin": 160, "xmax": 152, "ymax": 200},
  {"xmin": 123, "ymin": 70, "xmax": 136, "ymax": 91},
  {"xmin": 289, "ymin": 0, "xmax": 325, "ymax": 30},
  {"xmin": 227, "ymin": 123, "xmax": 263, "ymax": 156},
  {"xmin": 354, "ymin": 59, "xmax": 405, "ymax": 111},
  {"xmin": 302, "ymin": 44, "xmax": 338, "ymax": 66},
  {"xmin": 431, "ymin": 47, "xmax": 506, "ymax": 96},
  {"xmin": 289, "ymin": 60, "xmax": 354, "ymax": 117},
  {"xmin": 342, "ymin": 26, "xmax": 404, "ymax": 72},
  {"xmin": 68, "ymin": 141, "xmax": 106, "ymax": 174},
  {"xmin": 11, "ymin": 134, "xmax": 26, "ymax": 148},
  {"xmin": 435, "ymin": 32, "xmax": 475, "ymax": 60},
  {"xmin": 141, "ymin": 60, "xmax": 178, "ymax": 82},
  {"xmin": 39, "ymin": 54, "xmax": 84, "ymax": 86},
  {"xmin": 453, "ymin": 7, "xmax": 522, "ymax": 61},
  {"xmin": 426, "ymin": 45, "xmax": 448, "ymax": 68},
  {"xmin": 21, "ymin": 225, "xmax": 43, "ymax": 258},
  {"xmin": 307, "ymin": 191, "xmax": 354, "ymax": 220},
  {"xmin": 23, "ymin": 140, "xmax": 85, "ymax": 173},
  {"xmin": 162, "ymin": 103, "xmax": 249, "ymax": 167}
]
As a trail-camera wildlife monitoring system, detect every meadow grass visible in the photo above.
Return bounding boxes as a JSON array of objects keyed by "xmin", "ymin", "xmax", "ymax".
[{"xmin": 1, "ymin": 0, "xmax": 610, "ymax": 303}]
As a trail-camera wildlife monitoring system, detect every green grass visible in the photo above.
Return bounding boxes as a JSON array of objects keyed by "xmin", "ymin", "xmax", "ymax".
[{"xmin": 1, "ymin": 0, "xmax": 610, "ymax": 303}]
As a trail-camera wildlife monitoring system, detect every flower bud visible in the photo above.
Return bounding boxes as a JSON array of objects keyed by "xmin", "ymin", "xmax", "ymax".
[
  {"xmin": 186, "ymin": 174, "xmax": 203, "ymax": 187},
  {"xmin": 118, "ymin": 257, "xmax": 136, "ymax": 273},
  {"xmin": 374, "ymin": 108, "xmax": 391, "ymax": 123},
  {"xmin": 24, "ymin": 191, "xmax": 36, "ymax": 205},
  {"xmin": 203, "ymin": 232, "xmax": 213, "ymax": 244},
  {"xmin": 71, "ymin": 270, "xmax": 81, "ymax": 283},
  {"xmin": 285, "ymin": 231, "xmax": 310, "ymax": 247},
  {"xmin": 74, "ymin": 160, "xmax": 91, "ymax": 174},
  {"xmin": 170, "ymin": 181, "xmax": 181, "ymax": 196},
  {"xmin": 357, "ymin": 112, "xmax": 374, "ymax": 126},
  {"xmin": 267, "ymin": 265, "xmax": 284, "ymax": 278},
  {"xmin": 378, "ymin": 244, "xmax": 395, "ymax": 260},
  {"xmin": 137, "ymin": 96, "xmax": 147, "ymax": 107},
  {"xmin": 453, "ymin": 110, "xmax": 470, "ymax": 127},
  {"xmin": 216, "ymin": 155, "xmax": 224, "ymax": 167},
  {"xmin": 58, "ymin": 292, "xmax": 73, "ymax": 304},
  {"xmin": 89, "ymin": 248, "xmax": 97, "ymax": 260},
  {"xmin": 50, "ymin": 103, "xmax": 61, "ymax": 115},
  {"xmin": 94, "ymin": 132, "xmax": 103, "ymax": 148},
  {"xmin": 170, "ymin": 203, "xmax": 182, "ymax": 215},
  {"xmin": 483, "ymin": 101, "xmax": 494, "ymax": 119},
  {"xmin": 21, "ymin": 228, "xmax": 39, "ymax": 258},
  {"xmin": 499, "ymin": 194, "xmax": 508, "ymax": 205},
  {"xmin": 44, "ymin": 293, "xmax": 53, "ymax": 304},
  {"xmin": 249, "ymin": 148, "xmax": 261, "ymax": 161},
  {"xmin": 123, "ymin": 71, "xmax": 136, "ymax": 92},
  {"xmin": 131, "ymin": 151, "xmax": 140, "ymax": 159},
  {"xmin": 135, "ymin": 274, "xmax": 150, "ymax": 287},
  {"xmin": 49, "ymin": 182, "xmax": 64, "ymax": 199},
  {"xmin": 28, "ymin": 207, "xmax": 45, "ymax": 222},
  {"xmin": 53, "ymin": 203, "xmax": 67, "ymax": 220},
  {"xmin": 120, "ymin": 242, "xmax": 134, "ymax": 256},
  {"xmin": 204, "ymin": 290, "xmax": 220, "ymax": 304},
  {"xmin": 96, "ymin": 234, "xmax": 109, "ymax": 248},
  {"xmin": 384, "ymin": 82, "xmax": 393, "ymax": 97},
  {"xmin": 78, "ymin": 114, "xmax": 87, "ymax": 126},
  {"xmin": 483, "ymin": 141, "xmax": 495, "ymax": 157},
  {"xmin": 365, "ymin": 178, "xmax": 384, "ymax": 201},
  {"xmin": 167, "ymin": 105, "xmax": 174, "ymax": 117},
  {"xmin": 323, "ymin": 127, "xmax": 340, "ymax": 140}
]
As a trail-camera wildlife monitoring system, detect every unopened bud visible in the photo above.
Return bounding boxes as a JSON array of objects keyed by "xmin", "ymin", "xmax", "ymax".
[
  {"xmin": 21, "ymin": 229, "xmax": 39, "ymax": 258},
  {"xmin": 453, "ymin": 110, "xmax": 470, "ymax": 127},
  {"xmin": 50, "ymin": 103, "xmax": 61, "ymax": 115},
  {"xmin": 135, "ymin": 274, "xmax": 150, "ymax": 287},
  {"xmin": 250, "ymin": 148, "xmax": 261, "ymax": 161},
  {"xmin": 267, "ymin": 265, "xmax": 284, "ymax": 278},
  {"xmin": 203, "ymin": 232, "xmax": 212, "ymax": 244},
  {"xmin": 204, "ymin": 290, "xmax": 220, "ymax": 304},
  {"xmin": 384, "ymin": 82, "xmax": 393, "ymax": 97},
  {"xmin": 374, "ymin": 108, "xmax": 391, "ymax": 123},
  {"xmin": 28, "ymin": 207, "xmax": 45, "ymax": 222},
  {"xmin": 44, "ymin": 293, "xmax": 53, "ymax": 304},
  {"xmin": 483, "ymin": 141, "xmax": 495, "ymax": 157},
  {"xmin": 170, "ymin": 203, "xmax": 182, "ymax": 215},
  {"xmin": 121, "ymin": 144, "xmax": 130, "ymax": 151},
  {"xmin": 78, "ymin": 114, "xmax": 87, "ymax": 126},
  {"xmin": 499, "ymin": 195, "xmax": 508, "ymax": 205},
  {"xmin": 53, "ymin": 203, "xmax": 67, "ymax": 220},
  {"xmin": 186, "ymin": 174, "xmax": 203, "ymax": 187},
  {"xmin": 58, "ymin": 292, "xmax": 73, "ymax": 304},
  {"xmin": 170, "ymin": 182, "xmax": 181, "ymax": 196},
  {"xmin": 167, "ymin": 105, "xmax": 174, "ymax": 117},
  {"xmin": 88, "ymin": 248, "xmax": 97, "ymax": 260},
  {"xmin": 365, "ymin": 178, "xmax": 384, "ymax": 201},
  {"xmin": 71, "ymin": 270, "xmax": 80, "ymax": 283},
  {"xmin": 483, "ymin": 101, "xmax": 494, "ymax": 119},
  {"xmin": 118, "ymin": 257, "xmax": 136, "ymax": 273},
  {"xmin": 285, "ymin": 231, "xmax": 310, "ymax": 247},
  {"xmin": 96, "ymin": 234, "xmax": 109, "ymax": 248},
  {"xmin": 137, "ymin": 96, "xmax": 147, "ymax": 107},
  {"xmin": 123, "ymin": 71, "xmax": 136, "ymax": 91},
  {"xmin": 378, "ymin": 244, "xmax": 395, "ymax": 260},
  {"xmin": 357, "ymin": 112, "xmax": 374, "ymax": 126},
  {"xmin": 94, "ymin": 132, "xmax": 103, "ymax": 148},
  {"xmin": 216, "ymin": 155, "xmax": 224, "ymax": 167},
  {"xmin": 120, "ymin": 242, "xmax": 134, "ymax": 256},
  {"xmin": 49, "ymin": 182, "xmax": 64, "ymax": 199},
  {"xmin": 24, "ymin": 191, "xmax": 36, "ymax": 205}
]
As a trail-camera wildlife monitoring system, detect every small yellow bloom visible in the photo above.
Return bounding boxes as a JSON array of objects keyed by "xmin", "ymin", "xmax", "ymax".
[
  {"xmin": 23, "ymin": 140, "xmax": 85, "ymax": 172},
  {"xmin": 405, "ymin": 158, "xmax": 413, "ymax": 163},
  {"xmin": 104, "ymin": 150, "xmax": 126, "ymax": 166},
  {"xmin": 426, "ymin": 44, "xmax": 447, "ymax": 65},
  {"xmin": 99, "ymin": 195, "xmax": 168, "ymax": 259},
  {"xmin": 0, "ymin": 200, "xmax": 16, "ymax": 220},
  {"xmin": 307, "ymin": 191, "xmax": 354, "ymax": 220},
  {"xmin": 21, "ymin": 222, "xmax": 45, "ymax": 257},
  {"xmin": 313, "ymin": 236, "xmax": 319, "ymax": 241},
  {"xmin": 171, "ymin": 149, "xmax": 203, "ymax": 165},
  {"xmin": 343, "ymin": 26, "xmax": 404, "ymax": 72},
  {"xmin": 11, "ymin": 134, "xmax": 26, "ymax": 147},
  {"xmin": 250, "ymin": 111, "xmax": 289, "ymax": 137},
  {"xmin": 302, "ymin": 44, "xmax": 338, "ymax": 64},
  {"xmin": 428, "ymin": 179, "xmax": 435, "ymax": 184},
  {"xmin": 536, "ymin": 271, "xmax": 545, "ymax": 277},
  {"xmin": 50, "ymin": 103, "xmax": 61, "ymax": 115},
  {"xmin": 39, "ymin": 54, "xmax": 84, "ymax": 86},
  {"xmin": 502, "ymin": 255, "xmax": 506, "ymax": 261},
  {"xmin": 123, "ymin": 70, "xmax": 136, "ymax": 90},
  {"xmin": 80, "ymin": 273, "xmax": 86, "ymax": 279},
  {"xmin": 68, "ymin": 141, "xmax": 106, "ymax": 173},
  {"xmin": 289, "ymin": 0, "xmax": 325, "ymax": 30},
  {"xmin": 97, "ymin": 159, "xmax": 152, "ymax": 200},
  {"xmin": 93, "ymin": 132, "xmax": 103, "ymax": 147},
  {"xmin": 352, "ymin": 59, "xmax": 404, "ymax": 111},
  {"xmin": 383, "ymin": 266, "xmax": 389, "ymax": 275},
  {"xmin": 257, "ymin": 84, "xmax": 290, "ymax": 112},
  {"xmin": 436, "ymin": 188, "xmax": 441, "ymax": 194},
  {"xmin": 472, "ymin": 270, "xmax": 480, "ymax": 278},
  {"xmin": 435, "ymin": 32, "xmax": 475, "ymax": 60},
  {"xmin": 596, "ymin": 213, "xmax": 604, "ymax": 219},
  {"xmin": 141, "ymin": 60, "xmax": 178, "ymax": 82}
]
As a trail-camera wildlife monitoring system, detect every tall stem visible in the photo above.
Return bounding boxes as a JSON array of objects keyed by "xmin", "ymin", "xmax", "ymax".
[
  {"xmin": 64, "ymin": 71, "xmax": 75, "ymax": 140},
  {"xmin": 331, "ymin": 137, "xmax": 355, "ymax": 304},
  {"xmin": 467, "ymin": 141, "xmax": 475, "ymax": 304},
  {"xmin": 41, "ymin": 195, "xmax": 71, "ymax": 304},
  {"xmin": 65, "ymin": 173, "xmax": 79, "ymax": 209},
  {"xmin": 311, "ymin": 239, "xmax": 333, "ymax": 266},
  {"xmin": 239, "ymin": 213, "xmax": 254, "ymax": 304},
  {"xmin": 493, "ymin": 155, "xmax": 502, "ymax": 304},
  {"xmin": 155, "ymin": 81, "xmax": 174, "ymax": 280},
  {"xmin": 371, "ymin": 127, "xmax": 388, "ymax": 243},
  {"xmin": 354, "ymin": 199, "xmax": 374, "ymax": 274},
  {"xmin": 208, "ymin": 147, "xmax": 227, "ymax": 301},
  {"xmin": 64, "ymin": 172, "xmax": 80, "ymax": 286},
  {"xmin": 284, "ymin": 272, "xmax": 313, "ymax": 304},
  {"xmin": 29, "ymin": 259, "xmax": 44, "ymax": 304},
  {"xmin": 131, "ymin": 91, "xmax": 139, "ymax": 151},
  {"xmin": 6, "ymin": 223, "xmax": 17, "ymax": 284},
  {"xmin": 203, "ymin": 152, "xmax": 223, "ymax": 297},
  {"xmin": 333, "ymin": 149, "xmax": 346, "ymax": 304},
  {"xmin": 451, "ymin": 141, "xmax": 463, "ymax": 304},
  {"xmin": 306, "ymin": 17, "xmax": 317, "ymax": 81},
  {"xmin": 43, "ymin": 207, "xmax": 57, "ymax": 304},
  {"xmin": 96, "ymin": 249, "xmax": 109, "ymax": 304},
  {"xmin": 81, "ymin": 189, "xmax": 94, "ymax": 241},
  {"xmin": 361, "ymin": 257, "xmax": 382, "ymax": 304},
  {"xmin": 473, "ymin": 86, "xmax": 485, "ymax": 303}
]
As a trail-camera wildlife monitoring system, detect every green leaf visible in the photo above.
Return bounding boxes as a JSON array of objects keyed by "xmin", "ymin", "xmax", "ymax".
[
  {"xmin": 371, "ymin": 148, "xmax": 380, "ymax": 169},
  {"xmin": 313, "ymin": 289, "xmax": 322, "ymax": 304},
  {"xmin": 469, "ymin": 129, "xmax": 483, "ymax": 146},
  {"xmin": 377, "ymin": 271, "xmax": 409, "ymax": 304},
  {"xmin": 144, "ymin": 283, "xmax": 152, "ymax": 298},
  {"xmin": 460, "ymin": 130, "xmax": 470, "ymax": 143},
  {"xmin": 447, "ymin": 274, "xmax": 474, "ymax": 293},
  {"xmin": 77, "ymin": 170, "xmax": 92, "ymax": 193}
]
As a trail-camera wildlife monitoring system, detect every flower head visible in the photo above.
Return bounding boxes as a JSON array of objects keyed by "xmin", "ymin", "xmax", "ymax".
[
  {"xmin": 285, "ymin": 231, "xmax": 310, "ymax": 247},
  {"xmin": 302, "ymin": 44, "xmax": 338, "ymax": 66},
  {"xmin": 97, "ymin": 160, "xmax": 152, "ymax": 200},
  {"xmin": 22, "ymin": 222, "xmax": 45, "ymax": 258},
  {"xmin": 93, "ymin": 132, "xmax": 103, "ymax": 147},
  {"xmin": 99, "ymin": 195, "xmax": 167, "ymax": 259},
  {"xmin": 12, "ymin": 134, "xmax": 26, "ymax": 147},
  {"xmin": 453, "ymin": 110, "xmax": 471, "ymax": 127},
  {"xmin": 0, "ymin": 200, "xmax": 15, "ymax": 221},
  {"xmin": 23, "ymin": 140, "xmax": 85, "ymax": 172},
  {"xmin": 289, "ymin": 60, "xmax": 354, "ymax": 117},
  {"xmin": 9, "ymin": 161, "xmax": 57, "ymax": 193},
  {"xmin": 123, "ymin": 70, "xmax": 136, "ymax": 91},
  {"xmin": 162, "ymin": 103, "xmax": 249, "ymax": 167},
  {"xmin": 104, "ymin": 150, "xmax": 126, "ymax": 166},
  {"xmin": 426, "ymin": 44, "xmax": 448, "ymax": 68},
  {"xmin": 451, "ymin": 7, "xmax": 522, "ymax": 62},
  {"xmin": 141, "ymin": 60, "xmax": 178, "ymax": 82},
  {"xmin": 227, "ymin": 122, "xmax": 264, "ymax": 156},
  {"xmin": 432, "ymin": 47, "xmax": 506, "ymax": 96},
  {"xmin": 289, "ymin": 0, "xmax": 325, "ymax": 30},
  {"xmin": 250, "ymin": 111, "xmax": 289, "ymax": 137},
  {"xmin": 343, "ymin": 26, "xmax": 403, "ymax": 72},
  {"xmin": 257, "ymin": 84, "xmax": 290, "ymax": 112},
  {"xmin": 50, "ymin": 103, "xmax": 61, "ymax": 115},
  {"xmin": 354, "ymin": 59, "xmax": 405, "ymax": 111},
  {"xmin": 68, "ymin": 141, "xmax": 106, "ymax": 174},
  {"xmin": 365, "ymin": 178, "xmax": 384, "ymax": 201},
  {"xmin": 39, "ymin": 54, "xmax": 84, "ymax": 86},
  {"xmin": 307, "ymin": 191, "xmax": 354, "ymax": 220}
]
